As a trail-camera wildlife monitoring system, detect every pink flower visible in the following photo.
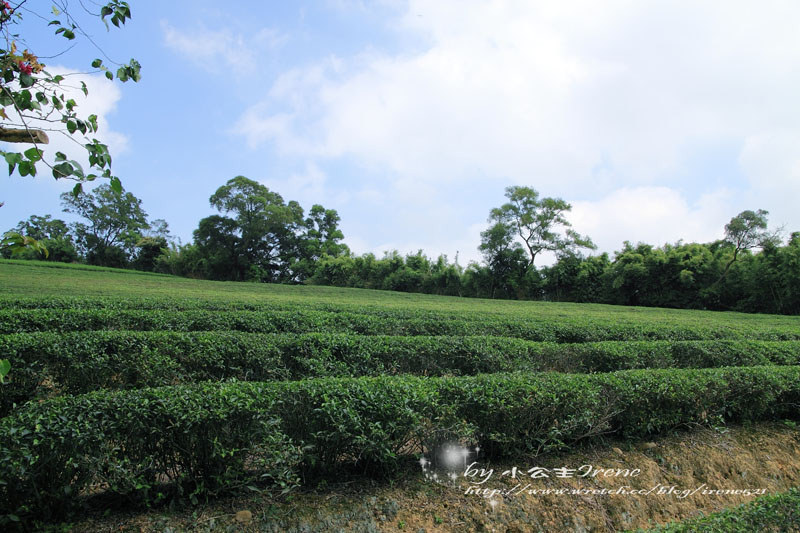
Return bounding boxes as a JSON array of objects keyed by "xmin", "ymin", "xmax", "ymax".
[{"xmin": 18, "ymin": 60, "xmax": 32, "ymax": 75}]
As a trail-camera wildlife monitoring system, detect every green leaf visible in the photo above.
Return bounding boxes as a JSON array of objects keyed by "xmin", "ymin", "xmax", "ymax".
[
  {"xmin": 91, "ymin": 59, "xmax": 103, "ymax": 68},
  {"xmin": 24, "ymin": 147, "xmax": 43, "ymax": 162},
  {"xmin": 18, "ymin": 160, "xmax": 33, "ymax": 176},
  {"xmin": 57, "ymin": 27, "xmax": 76, "ymax": 40},
  {"xmin": 66, "ymin": 120, "xmax": 77, "ymax": 134},
  {"xmin": 4, "ymin": 152, "xmax": 21, "ymax": 174},
  {"xmin": 53, "ymin": 161, "xmax": 74, "ymax": 178},
  {"xmin": 68, "ymin": 159, "xmax": 86, "ymax": 179},
  {"xmin": 110, "ymin": 176, "xmax": 123, "ymax": 193},
  {"xmin": 72, "ymin": 183, "xmax": 83, "ymax": 196},
  {"xmin": 19, "ymin": 72, "xmax": 34, "ymax": 88},
  {"xmin": 0, "ymin": 358, "xmax": 9, "ymax": 383},
  {"xmin": 105, "ymin": 71, "xmax": 113, "ymax": 81},
  {"xmin": 15, "ymin": 89, "xmax": 33, "ymax": 107},
  {"xmin": 116, "ymin": 59, "xmax": 141, "ymax": 83}
]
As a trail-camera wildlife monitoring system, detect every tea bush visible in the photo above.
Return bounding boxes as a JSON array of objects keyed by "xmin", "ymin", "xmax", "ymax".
[
  {"xmin": 3, "ymin": 308, "xmax": 800, "ymax": 341},
  {"xmin": 3, "ymin": 331, "xmax": 799, "ymax": 416},
  {"xmin": 2, "ymin": 365, "xmax": 799, "ymax": 523},
  {"xmin": 640, "ymin": 487, "xmax": 800, "ymax": 532}
]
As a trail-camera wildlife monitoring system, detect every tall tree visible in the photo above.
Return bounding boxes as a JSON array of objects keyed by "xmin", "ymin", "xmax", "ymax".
[
  {"xmin": 60, "ymin": 183, "xmax": 149, "ymax": 266},
  {"xmin": 196, "ymin": 176, "xmax": 304, "ymax": 281},
  {"xmin": 193, "ymin": 215, "xmax": 240, "ymax": 280},
  {"xmin": 304, "ymin": 204, "xmax": 348, "ymax": 258},
  {"xmin": 293, "ymin": 204, "xmax": 349, "ymax": 280},
  {"xmin": 718, "ymin": 209, "xmax": 779, "ymax": 282},
  {"xmin": 487, "ymin": 186, "xmax": 595, "ymax": 268},
  {"xmin": 132, "ymin": 219, "xmax": 173, "ymax": 272},
  {"xmin": 478, "ymin": 221, "xmax": 528, "ymax": 298},
  {"xmin": 5, "ymin": 214, "xmax": 77, "ymax": 262},
  {"xmin": 11, "ymin": 214, "xmax": 70, "ymax": 242}
]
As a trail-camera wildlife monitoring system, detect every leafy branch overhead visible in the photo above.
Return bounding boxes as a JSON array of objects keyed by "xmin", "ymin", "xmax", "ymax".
[{"xmin": 0, "ymin": 0, "xmax": 140, "ymax": 197}]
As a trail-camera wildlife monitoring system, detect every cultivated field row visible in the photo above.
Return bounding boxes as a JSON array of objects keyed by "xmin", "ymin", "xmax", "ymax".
[
  {"xmin": 3, "ymin": 307, "xmax": 800, "ymax": 341},
  {"xmin": 2, "ymin": 365, "xmax": 799, "ymax": 521},
  {"xmin": 4, "ymin": 291, "xmax": 800, "ymax": 328},
  {"xmin": 2, "ymin": 331, "xmax": 800, "ymax": 415}
]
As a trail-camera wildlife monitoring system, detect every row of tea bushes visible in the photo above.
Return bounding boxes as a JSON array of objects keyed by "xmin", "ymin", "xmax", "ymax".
[
  {"xmin": 3, "ymin": 293, "xmax": 798, "ymax": 329},
  {"xmin": 2, "ymin": 365, "xmax": 799, "ymax": 524},
  {"xmin": 640, "ymin": 487, "xmax": 800, "ymax": 532},
  {"xmin": 3, "ymin": 308, "xmax": 799, "ymax": 341},
  {"xmin": 3, "ymin": 331, "xmax": 800, "ymax": 415}
]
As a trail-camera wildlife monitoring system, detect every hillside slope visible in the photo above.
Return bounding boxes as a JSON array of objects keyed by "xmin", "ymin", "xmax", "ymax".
[{"xmin": 0, "ymin": 260, "xmax": 798, "ymax": 532}]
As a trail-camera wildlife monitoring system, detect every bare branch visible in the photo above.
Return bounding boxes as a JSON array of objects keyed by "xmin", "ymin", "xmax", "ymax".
[{"xmin": 0, "ymin": 127, "xmax": 49, "ymax": 143}]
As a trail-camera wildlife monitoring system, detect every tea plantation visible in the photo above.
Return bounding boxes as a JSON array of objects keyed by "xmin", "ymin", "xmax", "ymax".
[{"xmin": 1, "ymin": 259, "xmax": 799, "ymax": 529}]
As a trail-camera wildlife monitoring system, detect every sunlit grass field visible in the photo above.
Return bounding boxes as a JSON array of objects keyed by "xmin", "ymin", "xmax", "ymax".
[{"xmin": 3, "ymin": 258, "xmax": 799, "ymax": 331}]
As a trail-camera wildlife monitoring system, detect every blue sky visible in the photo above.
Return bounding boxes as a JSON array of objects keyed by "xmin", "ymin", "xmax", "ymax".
[{"xmin": 3, "ymin": 1, "xmax": 800, "ymax": 265}]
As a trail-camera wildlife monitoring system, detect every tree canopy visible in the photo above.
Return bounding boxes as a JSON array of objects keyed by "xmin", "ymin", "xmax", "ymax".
[
  {"xmin": 9, "ymin": 214, "xmax": 76, "ymax": 262},
  {"xmin": 484, "ymin": 186, "xmax": 595, "ymax": 268},
  {"xmin": 719, "ymin": 209, "xmax": 779, "ymax": 281},
  {"xmin": 193, "ymin": 176, "xmax": 347, "ymax": 283},
  {"xmin": 61, "ymin": 183, "xmax": 152, "ymax": 267}
]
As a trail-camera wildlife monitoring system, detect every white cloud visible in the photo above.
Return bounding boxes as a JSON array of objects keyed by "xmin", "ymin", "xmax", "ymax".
[
  {"xmin": 233, "ymin": 0, "xmax": 800, "ymax": 258},
  {"xmin": 57, "ymin": 68, "xmax": 128, "ymax": 158},
  {"xmin": 370, "ymin": 221, "xmax": 486, "ymax": 266},
  {"xmin": 571, "ymin": 187, "xmax": 733, "ymax": 255},
  {"xmin": 161, "ymin": 20, "xmax": 286, "ymax": 75},
  {"xmin": 738, "ymin": 132, "xmax": 800, "ymax": 233},
  {"xmin": 260, "ymin": 161, "xmax": 350, "ymax": 208}
]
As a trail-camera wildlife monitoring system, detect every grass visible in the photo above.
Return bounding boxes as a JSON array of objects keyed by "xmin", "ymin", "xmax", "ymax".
[{"xmin": 3, "ymin": 259, "xmax": 800, "ymax": 330}]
